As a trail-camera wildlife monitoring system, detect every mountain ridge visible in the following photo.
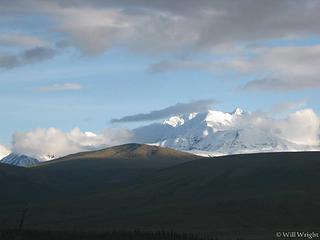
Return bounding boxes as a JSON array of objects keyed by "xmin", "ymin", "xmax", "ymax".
[
  {"xmin": 133, "ymin": 108, "xmax": 319, "ymax": 155},
  {"xmin": 36, "ymin": 143, "xmax": 197, "ymax": 167},
  {"xmin": 2, "ymin": 108, "xmax": 319, "ymax": 164}
]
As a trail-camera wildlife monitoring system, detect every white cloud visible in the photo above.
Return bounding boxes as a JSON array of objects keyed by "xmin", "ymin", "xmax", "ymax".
[
  {"xmin": 0, "ymin": 144, "xmax": 10, "ymax": 160},
  {"xmin": 47, "ymin": 5, "xmax": 201, "ymax": 55},
  {"xmin": 36, "ymin": 83, "xmax": 83, "ymax": 93},
  {"xmin": 12, "ymin": 127, "xmax": 133, "ymax": 161},
  {"xmin": 237, "ymin": 109, "xmax": 320, "ymax": 146},
  {"xmin": 51, "ymin": 7, "xmax": 131, "ymax": 55},
  {"xmin": 274, "ymin": 109, "xmax": 320, "ymax": 146},
  {"xmin": 239, "ymin": 45, "xmax": 320, "ymax": 90}
]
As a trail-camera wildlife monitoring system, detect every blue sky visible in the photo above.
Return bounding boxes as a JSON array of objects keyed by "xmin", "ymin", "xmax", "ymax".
[{"xmin": 0, "ymin": 0, "xmax": 320, "ymax": 146}]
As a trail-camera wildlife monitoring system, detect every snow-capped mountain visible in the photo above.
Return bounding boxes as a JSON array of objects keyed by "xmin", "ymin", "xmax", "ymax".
[
  {"xmin": 133, "ymin": 108, "xmax": 319, "ymax": 156},
  {"xmin": 0, "ymin": 153, "xmax": 40, "ymax": 167},
  {"xmin": 1, "ymin": 107, "xmax": 318, "ymax": 162}
]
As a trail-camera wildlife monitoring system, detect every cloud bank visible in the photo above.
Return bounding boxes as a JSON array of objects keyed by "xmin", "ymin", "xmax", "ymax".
[
  {"xmin": 4, "ymin": 107, "xmax": 320, "ymax": 161},
  {"xmin": 150, "ymin": 44, "xmax": 320, "ymax": 91},
  {"xmin": 275, "ymin": 109, "xmax": 320, "ymax": 146},
  {"xmin": 1, "ymin": 1, "xmax": 320, "ymax": 91},
  {"xmin": 44, "ymin": 1, "xmax": 320, "ymax": 54},
  {"xmin": 111, "ymin": 99, "xmax": 218, "ymax": 123},
  {"xmin": 236, "ymin": 109, "xmax": 320, "ymax": 146},
  {"xmin": 240, "ymin": 45, "xmax": 320, "ymax": 91},
  {"xmin": 2, "ymin": 0, "xmax": 320, "ymax": 54},
  {"xmin": 12, "ymin": 127, "xmax": 133, "ymax": 161}
]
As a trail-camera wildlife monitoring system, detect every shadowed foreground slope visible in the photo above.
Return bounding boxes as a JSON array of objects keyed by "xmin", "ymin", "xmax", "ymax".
[
  {"xmin": 0, "ymin": 144, "xmax": 199, "ymax": 198},
  {"xmin": 1, "ymin": 150, "xmax": 320, "ymax": 239},
  {"xmin": 0, "ymin": 229, "xmax": 216, "ymax": 240},
  {"xmin": 0, "ymin": 163, "xmax": 60, "ymax": 204}
]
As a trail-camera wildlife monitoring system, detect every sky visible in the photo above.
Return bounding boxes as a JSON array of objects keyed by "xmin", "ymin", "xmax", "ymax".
[{"xmin": 0, "ymin": 0, "xmax": 320, "ymax": 158}]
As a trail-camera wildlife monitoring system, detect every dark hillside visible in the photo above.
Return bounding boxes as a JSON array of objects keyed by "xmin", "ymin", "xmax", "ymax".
[
  {"xmin": 1, "ymin": 150, "xmax": 320, "ymax": 239},
  {"xmin": 29, "ymin": 144, "xmax": 198, "ymax": 193}
]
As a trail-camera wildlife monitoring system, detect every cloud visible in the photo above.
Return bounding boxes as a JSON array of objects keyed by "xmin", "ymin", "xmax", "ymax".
[
  {"xmin": 0, "ymin": 55, "xmax": 20, "ymax": 69},
  {"xmin": 2, "ymin": 0, "xmax": 320, "ymax": 55},
  {"xmin": 239, "ymin": 45, "xmax": 320, "ymax": 90},
  {"xmin": 12, "ymin": 127, "xmax": 133, "ymax": 161},
  {"xmin": 152, "ymin": 45, "xmax": 320, "ymax": 91},
  {"xmin": 242, "ymin": 78, "xmax": 320, "ymax": 91},
  {"xmin": 0, "ymin": 144, "xmax": 10, "ymax": 160},
  {"xmin": 132, "ymin": 108, "xmax": 320, "ymax": 148},
  {"xmin": 0, "ymin": 0, "xmax": 320, "ymax": 96},
  {"xmin": 22, "ymin": 47, "xmax": 56, "ymax": 63},
  {"xmin": 0, "ymin": 47, "xmax": 57, "ymax": 69},
  {"xmin": 0, "ymin": 33, "xmax": 48, "ymax": 48},
  {"xmin": 244, "ymin": 109, "xmax": 319, "ymax": 146},
  {"xmin": 148, "ymin": 59, "xmax": 213, "ymax": 73},
  {"xmin": 274, "ymin": 109, "xmax": 320, "ymax": 146},
  {"xmin": 51, "ymin": 7, "xmax": 132, "ymax": 55},
  {"xmin": 53, "ymin": 0, "xmax": 320, "ymax": 54},
  {"xmin": 111, "ymin": 99, "xmax": 218, "ymax": 123},
  {"xmin": 148, "ymin": 56, "xmax": 252, "ymax": 74},
  {"xmin": 36, "ymin": 83, "xmax": 83, "ymax": 93},
  {"xmin": 271, "ymin": 100, "xmax": 307, "ymax": 113},
  {"xmin": 7, "ymin": 108, "xmax": 320, "ymax": 160}
]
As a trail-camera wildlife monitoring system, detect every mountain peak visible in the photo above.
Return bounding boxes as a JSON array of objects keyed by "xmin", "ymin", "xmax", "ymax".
[
  {"xmin": 231, "ymin": 107, "xmax": 244, "ymax": 116},
  {"xmin": 0, "ymin": 153, "xmax": 40, "ymax": 167},
  {"xmin": 132, "ymin": 107, "xmax": 317, "ymax": 156}
]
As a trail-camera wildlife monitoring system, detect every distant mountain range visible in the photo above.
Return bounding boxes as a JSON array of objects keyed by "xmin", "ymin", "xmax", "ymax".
[
  {"xmin": 1, "ymin": 108, "xmax": 319, "ymax": 167},
  {"xmin": 133, "ymin": 108, "xmax": 318, "ymax": 155}
]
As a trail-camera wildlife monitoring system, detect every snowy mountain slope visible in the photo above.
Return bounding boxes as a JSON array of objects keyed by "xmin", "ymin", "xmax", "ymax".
[
  {"xmin": 1, "ymin": 153, "xmax": 40, "ymax": 167},
  {"xmin": 133, "ymin": 108, "xmax": 320, "ymax": 156},
  {"xmin": 2, "ymin": 108, "xmax": 318, "ymax": 162}
]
